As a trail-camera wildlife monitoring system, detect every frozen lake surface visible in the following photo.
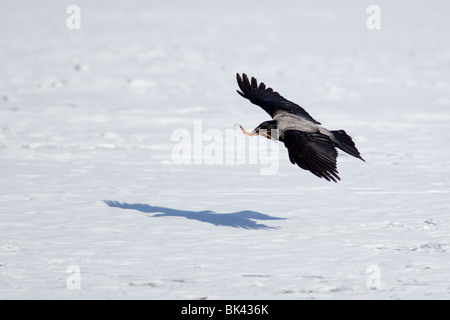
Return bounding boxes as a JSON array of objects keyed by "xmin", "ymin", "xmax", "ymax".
[{"xmin": 1, "ymin": 0, "xmax": 450, "ymax": 299}]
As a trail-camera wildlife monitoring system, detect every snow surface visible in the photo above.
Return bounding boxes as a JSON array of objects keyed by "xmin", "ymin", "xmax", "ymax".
[{"xmin": 1, "ymin": 0, "xmax": 450, "ymax": 299}]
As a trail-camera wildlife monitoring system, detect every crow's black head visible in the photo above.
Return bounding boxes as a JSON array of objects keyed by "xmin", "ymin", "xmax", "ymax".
[{"xmin": 253, "ymin": 120, "xmax": 279, "ymax": 141}]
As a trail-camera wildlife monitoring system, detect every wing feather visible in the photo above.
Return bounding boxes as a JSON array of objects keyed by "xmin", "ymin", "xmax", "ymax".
[
  {"xmin": 282, "ymin": 130, "xmax": 340, "ymax": 182},
  {"xmin": 236, "ymin": 73, "xmax": 321, "ymax": 124}
]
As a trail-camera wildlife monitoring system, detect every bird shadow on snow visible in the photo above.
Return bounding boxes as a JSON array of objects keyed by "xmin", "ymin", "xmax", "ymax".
[{"xmin": 104, "ymin": 201, "xmax": 286, "ymax": 230}]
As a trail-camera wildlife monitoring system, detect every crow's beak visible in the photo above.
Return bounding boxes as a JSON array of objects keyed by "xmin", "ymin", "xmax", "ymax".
[{"xmin": 234, "ymin": 124, "xmax": 277, "ymax": 142}]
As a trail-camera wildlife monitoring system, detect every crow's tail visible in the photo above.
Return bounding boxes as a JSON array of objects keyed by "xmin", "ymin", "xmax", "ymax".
[{"xmin": 331, "ymin": 130, "xmax": 365, "ymax": 161}]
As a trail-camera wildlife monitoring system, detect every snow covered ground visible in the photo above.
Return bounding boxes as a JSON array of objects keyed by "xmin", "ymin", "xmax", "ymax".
[{"xmin": 1, "ymin": 0, "xmax": 450, "ymax": 299}]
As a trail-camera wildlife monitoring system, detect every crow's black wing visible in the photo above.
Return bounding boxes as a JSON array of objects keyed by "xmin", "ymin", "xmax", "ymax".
[
  {"xmin": 282, "ymin": 130, "xmax": 340, "ymax": 182},
  {"xmin": 236, "ymin": 73, "xmax": 321, "ymax": 124}
]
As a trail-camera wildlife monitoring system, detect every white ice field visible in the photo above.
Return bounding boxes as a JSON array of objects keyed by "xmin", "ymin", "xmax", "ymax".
[{"xmin": 1, "ymin": 1, "xmax": 450, "ymax": 299}]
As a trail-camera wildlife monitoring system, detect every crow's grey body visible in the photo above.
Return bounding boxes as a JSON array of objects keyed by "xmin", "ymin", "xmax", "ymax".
[
  {"xmin": 236, "ymin": 73, "xmax": 364, "ymax": 182},
  {"xmin": 273, "ymin": 111, "xmax": 332, "ymax": 140}
]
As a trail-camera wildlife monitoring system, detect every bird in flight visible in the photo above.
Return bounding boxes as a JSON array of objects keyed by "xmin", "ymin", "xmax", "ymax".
[{"xmin": 235, "ymin": 73, "xmax": 364, "ymax": 182}]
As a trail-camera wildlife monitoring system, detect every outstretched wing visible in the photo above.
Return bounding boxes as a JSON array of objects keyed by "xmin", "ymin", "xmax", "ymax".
[
  {"xmin": 282, "ymin": 130, "xmax": 340, "ymax": 182},
  {"xmin": 236, "ymin": 73, "xmax": 321, "ymax": 124}
]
